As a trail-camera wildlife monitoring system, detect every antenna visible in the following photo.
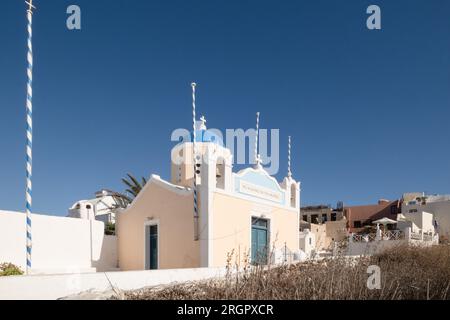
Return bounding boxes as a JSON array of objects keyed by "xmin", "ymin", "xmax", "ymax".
[{"xmin": 24, "ymin": 0, "xmax": 36, "ymax": 274}]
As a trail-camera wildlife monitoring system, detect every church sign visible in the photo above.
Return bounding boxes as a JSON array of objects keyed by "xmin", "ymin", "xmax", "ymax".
[{"xmin": 239, "ymin": 180, "xmax": 282, "ymax": 203}]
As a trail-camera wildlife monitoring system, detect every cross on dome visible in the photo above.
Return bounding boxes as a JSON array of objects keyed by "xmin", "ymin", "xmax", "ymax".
[
  {"xmin": 200, "ymin": 115, "xmax": 206, "ymax": 126},
  {"xmin": 26, "ymin": 0, "xmax": 36, "ymax": 12},
  {"xmin": 195, "ymin": 115, "xmax": 207, "ymax": 131}
]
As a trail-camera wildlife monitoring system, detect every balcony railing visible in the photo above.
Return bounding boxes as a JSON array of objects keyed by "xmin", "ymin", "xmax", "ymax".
[
  {"xmin": 351, "ymin": 230, "xmax": 404, "ymax": 242},
  {"xmin": 410, "ymin": 232, "xmax": 422, "ymax": 240},
  {"xmin": 384, "ymin": 230, "xmax": 404, "ymax": 240}
]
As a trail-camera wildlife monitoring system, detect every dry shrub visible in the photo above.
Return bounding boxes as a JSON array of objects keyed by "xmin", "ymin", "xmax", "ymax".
[
  {"xmin": 123, "ymin": 245, "xmax": 450, "ymax": 300},
  {"xmin": 0, "ymin": 263, "xmax": 23, "ymax": 277}
]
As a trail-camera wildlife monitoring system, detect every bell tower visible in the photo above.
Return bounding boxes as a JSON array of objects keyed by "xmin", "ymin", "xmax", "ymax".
[{"xmin": 170, "ymin": 116, "xmax": 232, "ymax": 191}]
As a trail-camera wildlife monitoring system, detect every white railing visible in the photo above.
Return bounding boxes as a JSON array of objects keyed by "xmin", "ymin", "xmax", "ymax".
[
  {"xmin": 423, "ymin": 233, "xmax": 433, "ymax": 242},
  {"xmin": 351, "ymin": 233, "xmax": 376, "ymax": 242},
  {"xmin": 384, "ymin": 230, "xmax": 404, "ymax": 240},
  {"xmin": 351, "ymin": 230, "xmax": 404, "ymax": 242},
  {"xmin": 411, "ymin": 232, "xmax": 422, "ymax": 240}
]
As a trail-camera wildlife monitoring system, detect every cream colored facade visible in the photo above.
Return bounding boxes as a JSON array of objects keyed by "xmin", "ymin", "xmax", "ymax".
[{"xmin": 117, "ymin": 119, "xmax": 300, "ymax": 270}]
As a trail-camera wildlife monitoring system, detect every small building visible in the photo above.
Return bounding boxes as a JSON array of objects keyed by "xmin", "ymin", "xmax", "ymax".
[
  {"xmin": 300, "ymin": 204, "xmax": 344, "ymax": 224},
  {"xmin": 401, "ymin": 192, "xmax": 450, "ymax": 239},
  {"xmin": 397, "ymin": 211, "xmax": 435, "ymax": 238},
  {"xmin": 299, "ymin": 229, "xmax": 315, "ymax": 257},
  {"xmin": 347, "ymin": 211, "xmax": 439, "ymax": 256},
  {"xmin": 116, "ymin": 117, "xmax": 301, "ymax": 270},
  {"xmin": 300, "ymin": 218, "xmax": 347, "ymax": 253},
  {"xmin": 68, "ymin": 189, "xmax": 129, "ymax": 224},
  {"xmin": 344, "ymin": 199, "xmax": 400, "ymax": 233}
]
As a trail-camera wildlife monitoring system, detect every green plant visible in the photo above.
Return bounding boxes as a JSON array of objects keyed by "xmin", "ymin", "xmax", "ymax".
[
  {"xmin": 0, "ymin": 263, "xmax": 24, "ymax": 276},
  {"xmin": 105, "ymin": 222, "xmax": 116, "ymax": 235},
  {"xmin": 122, "ymin": 173, "xmax": 147, "ymax": 199}
]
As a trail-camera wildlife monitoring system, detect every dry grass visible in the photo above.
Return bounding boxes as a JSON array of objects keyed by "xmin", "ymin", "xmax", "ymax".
[{"xmin": 123, "ymin": 245, "xmax": 450, "ymax": 300}]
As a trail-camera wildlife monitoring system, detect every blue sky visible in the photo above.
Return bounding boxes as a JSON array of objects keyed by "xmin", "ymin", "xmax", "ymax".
[{"xmin": 1, "ymin": 0, "xmax": 450, "ymax": 216}]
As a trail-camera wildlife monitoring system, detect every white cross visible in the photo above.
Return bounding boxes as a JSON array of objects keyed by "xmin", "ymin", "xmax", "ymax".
[{"xmin": 26, "ymin": 0, "xmax": 36, "ymax": 12}]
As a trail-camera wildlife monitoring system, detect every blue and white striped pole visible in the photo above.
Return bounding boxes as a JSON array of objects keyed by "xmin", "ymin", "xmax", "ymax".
[
  {"xmin": 25, "ymin": 0, "xmax": 35, "ymax": 274},
  {"xmin": 254, "ymin": 112, "xmax": 262, "ymax": 168},
  {"xmin": 288, "ymin": 136, "xmax": 292, "ymax": 178},
  {"xmin": 191, "ymin": 83, "xmax": 199, "ymax": 241}
]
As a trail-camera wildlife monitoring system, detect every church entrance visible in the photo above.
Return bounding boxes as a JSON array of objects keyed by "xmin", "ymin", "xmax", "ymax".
[{"xmin": 251, "ymin": 217, "xmax": 269, "ymax": 265}]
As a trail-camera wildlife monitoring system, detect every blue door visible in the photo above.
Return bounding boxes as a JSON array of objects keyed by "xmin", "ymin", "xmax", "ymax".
[
  {"xmin": 146, "ymin": 225, "xmax": 158, "ymax": 270},
  {"xmin": 251, "ymin": 218, "xmax": 268, "ymax": 265}
]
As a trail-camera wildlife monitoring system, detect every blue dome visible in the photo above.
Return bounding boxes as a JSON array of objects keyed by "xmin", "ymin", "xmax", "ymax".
[{"xmin": 189, "ymin": 129, "xmax": 221, "ymax": 143}]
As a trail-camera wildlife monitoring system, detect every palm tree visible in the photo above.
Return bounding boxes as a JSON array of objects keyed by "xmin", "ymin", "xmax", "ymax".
[{"xmin": 122, "ymin": 173, "xmax": 147, "ymax": 199}]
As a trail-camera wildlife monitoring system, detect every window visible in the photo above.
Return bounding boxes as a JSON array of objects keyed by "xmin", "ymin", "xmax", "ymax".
[
  {"xmin": 290, "ymin": 184, "xmax": 296, "ymax": 208},
  {"xmin": 331, "ymin": 212, "xmax": 337, "ymax": 221},
  {"xmin": 409, "ymin": 209, "xmax": 418, "ymax": 213},
  {"xmin": 309, "ymin": 237, "xmax": 312, "ymax": 245},
  {"xmin": 252, "ymin": 217, "xmax": 268, "ymax": 228},
  {"xmin": 311, "ymin": 214, "xmax": 319, "ymax": 224},
  {"xmin": 215, "ymin": 158, "xmax": 225, "ymax": 189},
  {"xmin": 353, "ymin": 220, "xmax": 362, "ymax": 228},
  {"xmin": 302, "ymin": 215, "xmax": 308, "ymax": 222},
  {"xmin": 322, "ymin": 214, "xmax": 328, "ymax": 222}
]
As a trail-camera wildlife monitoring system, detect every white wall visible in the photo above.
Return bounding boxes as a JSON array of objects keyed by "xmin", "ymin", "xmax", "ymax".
[
  {"xmin": 0, "ymin": 211, "xmax": 117, "ymax": 274},
  {"xmin": 346, "ymin": 239, "xmax": 406, "ymax": 256},
  {"xmin": 299, "ymin": 229, "xmax": 315, "ymax": 257},
  {"xmin": 0, "ymin": 267, "xmax": 229, "ymax": 300}
]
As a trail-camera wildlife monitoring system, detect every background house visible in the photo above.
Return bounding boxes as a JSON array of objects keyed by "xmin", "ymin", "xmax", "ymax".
[
  {"xmin": 401, "ymin": 192, "xmax": 450, "ymax": 239},
  {"xmin": 300, "ymin": 204, "xmax": 344, "ymax": 224},
  {"xmin": 344, "ymin": 199, "xmax": 400, "ymax": 233},
  {"xmin": 68, "ymin": 189, "xmax": 129, "ymax": 224}
]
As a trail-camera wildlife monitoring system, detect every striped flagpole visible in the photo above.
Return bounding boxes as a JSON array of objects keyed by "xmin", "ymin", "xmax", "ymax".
[
  {"xmin": 288, "ymin": 136, "xmax": 292, "ymax": 178},
  {"xmin": 191, "ymin": 83, "xmax": 199, "ymax": 241},
  {"xmin": 25, "ymin": 0, "xmax": 35, "ymax": 274},
  {"xmin": 254, "ymin": 112, "xmax": 262, "ymax": 168}
]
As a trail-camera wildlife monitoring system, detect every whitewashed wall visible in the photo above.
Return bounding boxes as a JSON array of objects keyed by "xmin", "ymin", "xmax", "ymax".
[
  {"xmin": 0, "ymin": 267, "xmax": 229, "ymax": 300},
  {"xmin": 346, "ymin": 237, "xmax": 437, "ymax": 256},
  {"xmin": 346, "ymin": 239, "xmax": 406, "ymax": 256},
  {"xmin": 0, "ymin": 210, "xmax": 117, "ymax": 274}
]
